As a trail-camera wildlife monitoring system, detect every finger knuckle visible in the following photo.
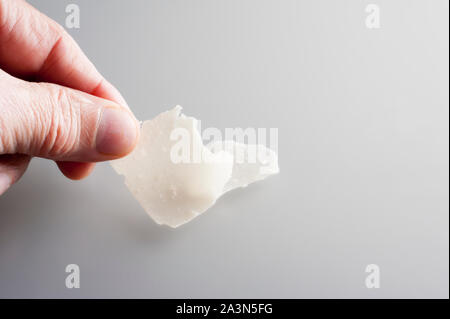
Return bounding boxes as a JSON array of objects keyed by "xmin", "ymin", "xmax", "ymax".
[
  {"xmin": 0, "ymin": 107, "xmax": 13, "ymax": 154},
  {"xmin": 0, "ymin": 83, "xmax": 20, "ymax": 154},
  {"xmin": 37, "ymin": 84, "xmax": 81, "ymax": 158}
]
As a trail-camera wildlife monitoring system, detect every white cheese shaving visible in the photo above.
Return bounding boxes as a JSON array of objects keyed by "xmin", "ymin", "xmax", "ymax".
[{"xmin": 111, "ymin": 106, "xmax": 279, "ymax": 228}]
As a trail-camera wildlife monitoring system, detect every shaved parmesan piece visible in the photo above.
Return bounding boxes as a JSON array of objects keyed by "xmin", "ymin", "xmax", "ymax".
[{"xmin": 111, "ymin": 106, "xmax": 279, "ymax": 228}]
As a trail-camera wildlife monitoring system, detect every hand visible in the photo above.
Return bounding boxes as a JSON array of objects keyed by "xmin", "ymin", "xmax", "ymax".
[{"xmin": 0, "ymin": 0, "xmax": 139, "ymax": 196}]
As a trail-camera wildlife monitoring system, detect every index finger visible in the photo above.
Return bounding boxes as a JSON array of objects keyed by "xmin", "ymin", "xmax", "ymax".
[{"xmin": 0, "ymin": 0, "xmax": 127, "ymax": 105}]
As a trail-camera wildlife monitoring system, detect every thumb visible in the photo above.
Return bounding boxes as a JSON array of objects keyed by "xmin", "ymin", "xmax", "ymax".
[{"xmin": 0, "ymin": 76, "xmax": 139, "ymax": 162}]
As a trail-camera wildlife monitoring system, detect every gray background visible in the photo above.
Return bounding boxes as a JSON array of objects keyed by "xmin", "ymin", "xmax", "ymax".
[{"xmin": 0, "ymin": 0, "xmax": 448, "ymax": 298}]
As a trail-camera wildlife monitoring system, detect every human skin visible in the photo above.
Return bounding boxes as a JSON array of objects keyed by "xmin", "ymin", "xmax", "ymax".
[{"xmin": 0, "ymin": 0, "xmax": 140, "ymax": 196}]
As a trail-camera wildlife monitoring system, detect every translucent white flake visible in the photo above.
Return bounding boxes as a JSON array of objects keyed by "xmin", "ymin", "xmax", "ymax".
[{"xmin": 111, "ymin": 106, "xmax": 279, "ymax": 228}]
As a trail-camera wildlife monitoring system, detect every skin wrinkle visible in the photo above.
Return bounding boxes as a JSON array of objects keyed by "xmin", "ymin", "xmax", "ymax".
[
  {"xmin": 10, "ymin": 101, "xmax": 26, "ymax": 154},
  {"xmin": 75, "ymin": 97, "xmax": 83, "ymax": 151},
  {"xmin": 49, "ymin": 85, "xmax": 67, "ymax": 157},
  {"xmin": 0, "ymin": 0, "xmax": 5, "ymax": 24},
  {"xmin": 39, "ymin": 86, "xmax": 105, "ymax": 160},
  {"xmin": 0, "ymin": 3, "xmax": 26, "ymax": 50},
  {"xmin": 36, "ymin": 34, "xmax": 65, "ymax": 80},
  {"xmin": 26, "ymin": 4, "xmax": 57, "ymax": 51},
  {"xmin": 0, "ymin": 107, "xmax": 10, "ymax": 154},
  {"xmin": 0, "ymin": 0, "xmax": 16, "ymax": 36},
  {"xmin": 57, "ymin": 63, "xmax": 77, "ymax": 90},
  {"xmin": 0, "ymin": 2, "xmax": 62, "ymax": 78},
  {"xmin": 27, "ymin": 85, "xmax": 45, "ymax": 155},
  {"xmin": 87, "ymin": 78, "xmax": 107, "ymax": 150},
  {"xmin": 90, "ymin": 78, "xmax": 106, "ymax": 98},
  {"xmin": 60, "ymin": 89, "xmax": 79, "ymax": 158},
  {"xmin": 35, "ymin": 22, "xmax": 101, "ymax": 90},
  {"xmin": 13, "ymin": 81, "xmax": 48, "ymax": 156},
  {"xmin": 90, "ymin": 105, "xmax": 102, "ymax": 150},
  {"xmin": 0, "ymin": 78, "xmax": 42, "ymax": 155},
  {"xmin": 39, "ymin": 84, "xmax": 60, "ymax": 157},
  {"xmin": 37, "ymin": 35, "xmax": 104, "ymax": 95},
  {"xmin": 37, "ymin": 85, "xmax": 79, "ymax": 159},
  {"xmin": 0, "ymin": 82, "xmax": 21, "ymax": 154},
  {"xmin": 0, "ymin": 0, "xmax": 9, "ymax": 32},
  {"xmin": 17, "ymin": 25, "xmax": 53, "ymax": 78},
  {"xmin": 56, "ymin": 88, "xmax": 71, "ymax": 157}
]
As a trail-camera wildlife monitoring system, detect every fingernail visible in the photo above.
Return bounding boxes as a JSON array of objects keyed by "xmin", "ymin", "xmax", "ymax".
[
  {"xmin": 96, "ymin": 107, "xmax": 138, "ymax": 156},
  {"xmin": 0, "ymin": 173, "xmax": 12, "ymax": 196}
]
